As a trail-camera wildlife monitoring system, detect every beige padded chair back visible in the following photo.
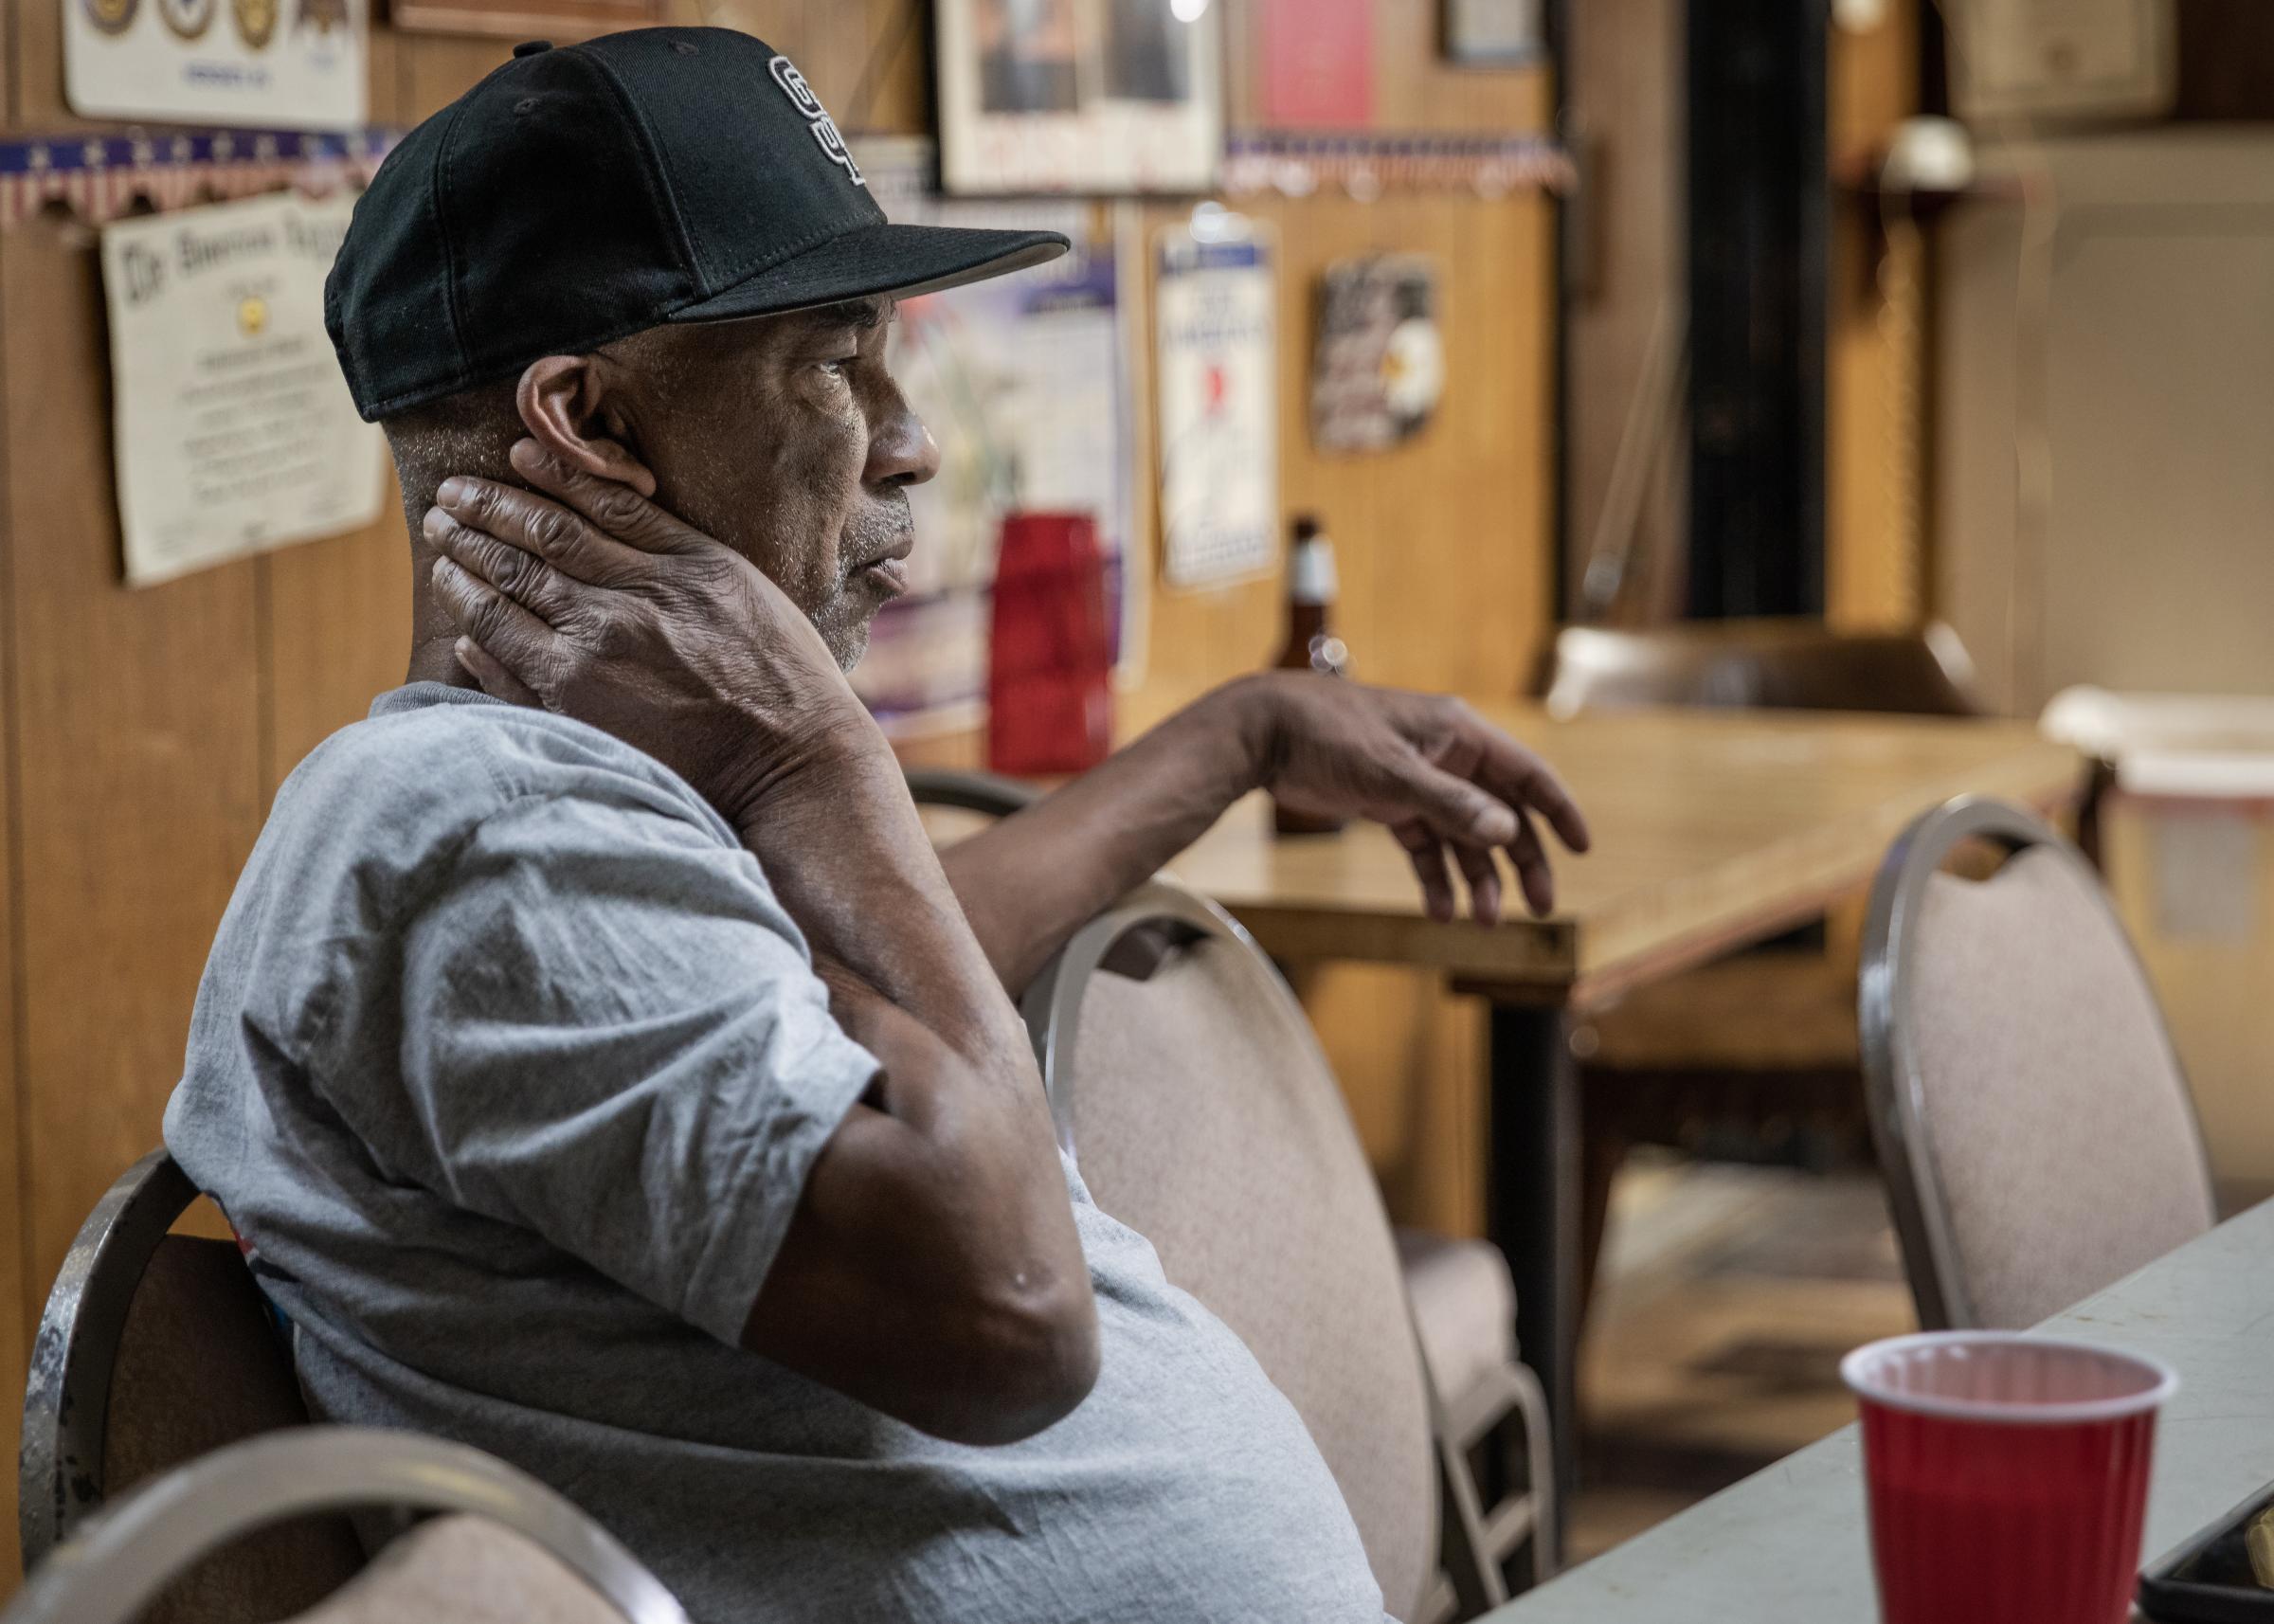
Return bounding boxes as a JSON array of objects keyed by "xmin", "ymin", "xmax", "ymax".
[
  {"xmin": 21, "ymin": 1148, "xmax": 361, "ymax": 1614},
  {"xmin": 289, "ymin": 1516, "xmax": 629, "ymax": 1624},
  {"xmin": 1861, "ymin": 797, "xmax": 2215, "ymax": 1330},
  {"xmin": 5, "ymin": 1427, "xmax": 685, "ymax": 1624},
  {"xmin": 1026, "ymin": 884, "xmax": 1439, "ymax": 1620}
]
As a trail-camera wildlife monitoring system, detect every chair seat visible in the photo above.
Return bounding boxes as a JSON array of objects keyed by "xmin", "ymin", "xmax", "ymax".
[
  {"xmin": 1575, "ymin": 952, "xmax": 1859, "ymax": 1074},
  {"xmin": 1395, "ymin": 1229, "xmax": 1518, "ymax": 1405}
]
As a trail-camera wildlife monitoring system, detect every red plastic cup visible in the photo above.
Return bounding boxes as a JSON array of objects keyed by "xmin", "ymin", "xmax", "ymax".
[
  {"xmin": 1843, "ymin": 1332, "xmax": 2177, "ymax": 1624},
  {"xmin": 987, "ymin": 511, "xmax": 1112, "ymax": 777}
]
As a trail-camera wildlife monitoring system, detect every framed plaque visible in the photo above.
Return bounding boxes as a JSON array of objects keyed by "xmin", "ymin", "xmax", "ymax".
[
  {"xmin": 1942, "ymin": 0, "xmax": 2175, "ymax": 123},
  {"xmin": 387, "ymin": 0, "xmax": 663, "ymax": 40},
  {"xmin": 65, "ymin": 0, "xmax": 368, "ymax": 129}
]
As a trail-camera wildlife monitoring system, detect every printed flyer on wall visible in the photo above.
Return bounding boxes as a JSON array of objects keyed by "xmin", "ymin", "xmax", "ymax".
[{"xmin": 1156, "ymin": 211, "xmax": 1276, "ymax": 589}]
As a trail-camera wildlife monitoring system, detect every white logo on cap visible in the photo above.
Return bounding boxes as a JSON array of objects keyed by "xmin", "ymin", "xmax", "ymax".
[{"xmin": 769, "ymin": 55, "xmax": 865, "ymax": 189}]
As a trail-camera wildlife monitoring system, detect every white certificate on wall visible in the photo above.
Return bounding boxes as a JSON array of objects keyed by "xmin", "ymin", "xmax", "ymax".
[
  {"xmin": 1156, "ymin": 214, "xmax": 1276, "ymax": 589},
  {"xmin": 66, "ymin": 0, "xmax": 368, "ymax": 131},
  {"xmin": 102, "ymin": 190, "xmax": 387, "ymax": 588}
]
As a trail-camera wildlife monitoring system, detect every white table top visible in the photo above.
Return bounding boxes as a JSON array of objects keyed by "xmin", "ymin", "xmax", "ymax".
[{"xmin": 1489, "ymin": 1200, "xmax": 2274, "ymax": 1622}]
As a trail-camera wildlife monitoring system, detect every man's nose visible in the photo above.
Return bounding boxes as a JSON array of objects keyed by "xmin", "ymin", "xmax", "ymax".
[{"xmin": 868, "ymin": 404, "xmax": 941, "ymax": 490}]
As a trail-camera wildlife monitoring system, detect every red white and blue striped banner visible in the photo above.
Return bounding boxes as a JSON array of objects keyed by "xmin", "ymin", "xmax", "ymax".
[
  {"xmin": 1222, "ymin": 131, "xmax": 1574, "ymax": 201},
  {"xmin": 0, "ymin": 127, "xmax": 399, "ymax": 230}
]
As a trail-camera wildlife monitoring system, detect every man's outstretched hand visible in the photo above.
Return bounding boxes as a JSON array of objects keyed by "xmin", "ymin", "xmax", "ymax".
[{"xmin": 1228, "ymin": 673, "xmax": 1590, "ymax": 923}]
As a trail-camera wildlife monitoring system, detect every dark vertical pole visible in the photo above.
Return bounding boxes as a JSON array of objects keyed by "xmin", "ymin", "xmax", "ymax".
[
  {"xmin": 1488, "ymin": 1001, "xmax": 1580, "ymax": 1565},
  {"xmin": 1686, "ymin": 0, "xmax": 1827, "ymax": 618}
]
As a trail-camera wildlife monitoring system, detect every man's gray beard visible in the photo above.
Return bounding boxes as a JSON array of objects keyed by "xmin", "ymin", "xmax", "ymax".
[
  {"xmin": 814, "ymin": 493, "xmax": 910, "ymax": 670},
  {"xmin": 815, "ymin": 609, "xmax": 872, "ymax": 673}
]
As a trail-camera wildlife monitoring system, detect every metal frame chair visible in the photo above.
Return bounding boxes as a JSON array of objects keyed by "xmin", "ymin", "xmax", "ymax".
[
  {"xmin": 19, "ymin": 1147, "xmax": 257, "ymax": 1568},
  {"xmin": 6, "ymin": 1427, "xmax": 686, "ymax": 1624},
  {"xmin": 909, "ymin": 768, "xmax": 1555, "ymax": 1613},
  {"xmin": 1858, "ymin": 795, "xmax": 2215, "ymax": 1330},
  {"xmin": 1027, "ymin": 879, "xmax": 1551, "ymax": 1620},
  {"xmin": 903, "ymin": 767, "xmax": 1040, "ymax": 816}
]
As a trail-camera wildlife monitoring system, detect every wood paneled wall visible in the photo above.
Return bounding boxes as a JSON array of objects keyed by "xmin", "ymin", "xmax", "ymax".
[
  {"xmin": 0, "ymin": 1, "xmax": 1557, "ymax": 1577},
  {"xmin": 1827, "ymin": 0, "xmax": 1925, "ymax": 631}
]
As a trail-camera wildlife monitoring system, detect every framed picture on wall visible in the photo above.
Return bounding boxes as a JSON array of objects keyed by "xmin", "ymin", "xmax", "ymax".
[
  {"xmin": 1443, "ymin": 0, "xmax": 1543, "ymax": 65},
  {"xmin": 936, "ymin": 0, "xmax": 1224, "ymax": 195},
  {"xmin": 386, "ymin": 0, "xmax": 663, "ymax": 40}
]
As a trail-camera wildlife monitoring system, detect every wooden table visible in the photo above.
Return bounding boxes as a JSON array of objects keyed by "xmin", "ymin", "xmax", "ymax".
[
  {"xmin": 1164, "ymin": 702, "xmax": 2084, "ymax": 1544},
  {"xmin": 1484, "ymin": 1198, "xmax": 2274, "ymax": 1619}
]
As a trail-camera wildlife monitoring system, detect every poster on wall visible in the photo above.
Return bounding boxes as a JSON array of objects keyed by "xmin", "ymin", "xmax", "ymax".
[
  {"xmin": 1310, "ymin": 255, "xmax": 1446, "ymax": 454},
  {"xmin": 101, "ymin": 189, "xmax": 388, "ymax": 588},
  {"xmin": 1156, "ymin": 210, "xmax": 1276, "ymax": 589},
  {"xmin": 66, "ymin": 0, "xmax": 369, "ymax": 130},
  {"xmin": 935, "ymin": 0, "xmax": 1223, "ymax": 195},
  {"xmin": 847, "ymin": 138, "xmax": 1139, "ymax": 736}
]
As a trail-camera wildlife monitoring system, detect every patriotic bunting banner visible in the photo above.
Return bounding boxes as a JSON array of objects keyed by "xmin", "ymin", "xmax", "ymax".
[
  {"xmin": 0, "ymin": 127, "xmax": 399, "ymax": 230},
  {"xmin": 1222, "ymin": 131, "xmax": 1574, "ymax": 201}
]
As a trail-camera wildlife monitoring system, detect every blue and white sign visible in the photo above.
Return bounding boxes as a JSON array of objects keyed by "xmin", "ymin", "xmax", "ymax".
[{"xmin": 1156, "ymin": 211, "xmax": 1277, "ymax": 589}]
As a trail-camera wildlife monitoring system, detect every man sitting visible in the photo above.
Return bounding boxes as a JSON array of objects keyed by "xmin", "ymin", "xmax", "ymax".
[{"xmin": 167, "ymin": 28, "xmax": 1587, "ymax": 1624}]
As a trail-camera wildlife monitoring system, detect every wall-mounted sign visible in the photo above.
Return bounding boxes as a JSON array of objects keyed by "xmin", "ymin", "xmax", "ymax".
[
  {"xmin": 1311, "ymin": 254, "xmax": 1445, "ymax": 454},
  {"xmin": 1156, "ymin": 210, "xmax": 1276, "ymax": 589},
  {"xmin": 101, "ymin": 190, "xmax": 387, "ymax": 587},
  {"xmin": 936, "ymin": 0, "xmax": 1223, "ymax": 195},
  {"xmin": 64, "ymin": 0, "xmax": 368, "ymax": 129},
  {"xmin": 386, "ymin": 0, "xmax": 663, "ymax": 40}
]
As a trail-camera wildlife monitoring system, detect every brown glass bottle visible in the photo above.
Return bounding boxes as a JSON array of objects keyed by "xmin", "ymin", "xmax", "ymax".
[{"xmin": 1272, "ymin": 516, "xmax": 1351, "ymax": 837}]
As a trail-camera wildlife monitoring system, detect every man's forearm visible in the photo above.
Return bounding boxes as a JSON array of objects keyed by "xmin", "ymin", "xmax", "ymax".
[
  {"xmin": 737, "ymin": 740, "xmax": 1038, "ymax": 1078},
  {"xmin": 729, "ymin": 740, "xmax": 1100, "ymax": 1443},
  {"xmin": 939, "ymin": 678, "xmax": 1267, "ymax": 996}
]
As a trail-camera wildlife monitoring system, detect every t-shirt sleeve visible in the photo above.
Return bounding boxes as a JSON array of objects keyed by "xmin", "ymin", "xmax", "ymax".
[{"xmin": 365, "ymin": 786, "xmax": 879, "ymax": 1347}]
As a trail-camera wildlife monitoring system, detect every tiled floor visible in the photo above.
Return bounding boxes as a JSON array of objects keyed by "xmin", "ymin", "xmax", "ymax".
[{"xmin": 1567, "ymin": 1153, "xmax": 1916, "ymax": 1562}]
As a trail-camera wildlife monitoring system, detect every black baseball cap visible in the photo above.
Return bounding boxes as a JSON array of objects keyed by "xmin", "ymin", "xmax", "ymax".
[{"xmin": 327, "ymin": 27, "xmax": 1068, "ymax": 421}]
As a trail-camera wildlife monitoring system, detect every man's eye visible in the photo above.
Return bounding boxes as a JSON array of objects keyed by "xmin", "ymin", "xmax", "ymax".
[{"xmin": 815, "ymin": 358, "xmax": 851, "ymax": 379}]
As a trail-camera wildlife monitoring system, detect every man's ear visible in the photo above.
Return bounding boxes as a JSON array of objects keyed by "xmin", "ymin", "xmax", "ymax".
[{"xmin": 514, "ymin": 354, "xmax": 659, "ymax": 498}]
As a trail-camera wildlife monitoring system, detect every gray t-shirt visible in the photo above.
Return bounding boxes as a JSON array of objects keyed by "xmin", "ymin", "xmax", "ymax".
[{"xmin": 166, "ymin": 682, "xmax": 1388, "ymax": 1624}]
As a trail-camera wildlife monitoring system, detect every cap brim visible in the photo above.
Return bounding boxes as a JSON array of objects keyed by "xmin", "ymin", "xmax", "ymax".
[{"xmin": 666, "ymin": 222, "xmax": 1070, "ymax": 324}]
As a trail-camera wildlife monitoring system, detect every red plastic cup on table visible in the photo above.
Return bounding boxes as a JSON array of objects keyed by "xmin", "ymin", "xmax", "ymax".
[
  {"xmin": 1843, "ymin": 1331, "xmax": 2178, "ymax": 1624},
  {"xmin": 988, "ymin": 511, "xmax": 1112, "ymax": 778}
]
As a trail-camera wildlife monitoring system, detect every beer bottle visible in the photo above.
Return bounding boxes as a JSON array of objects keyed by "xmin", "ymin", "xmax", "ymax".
[{"xmin": 1272, "ymin": 515, "xmax": 1351, "ymax": 837}]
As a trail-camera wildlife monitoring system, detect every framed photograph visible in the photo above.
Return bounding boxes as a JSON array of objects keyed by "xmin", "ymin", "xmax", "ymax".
[
  {"xmin": 1942, "ymin": 0, "xmax": 2174, "ymax": 123},
  {"xmin": 386, "ymin": 0, "xmax": 663, "ymax": 41},
  {"xmin": 1443, "ymin": 0, "xmax": 1543, "ymax": 66},
  {"xmin": 937, "ymin": 0, "xmax": 1223, "ymax": 195}
]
